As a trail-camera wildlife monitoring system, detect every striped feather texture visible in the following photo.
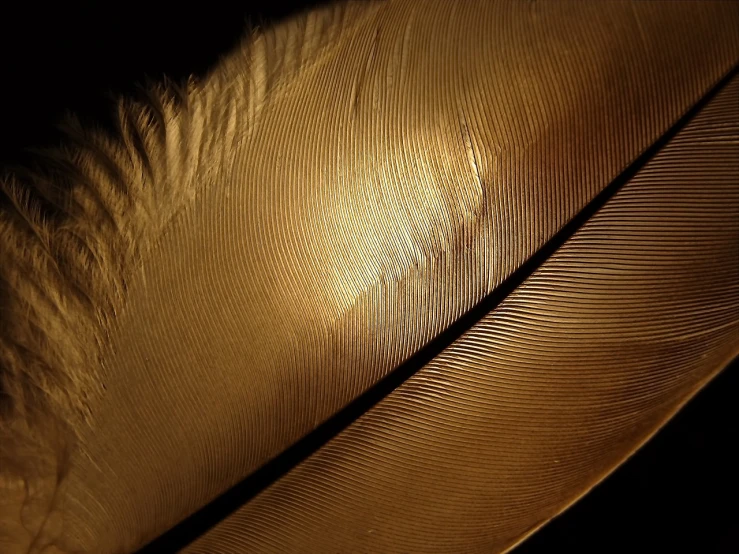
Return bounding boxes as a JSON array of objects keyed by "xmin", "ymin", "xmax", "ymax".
[
  {"xmin": 0, "ymin": 1, "xmax": 737, "ymax": 552},
  {"xmin": 178, "ymin": 70, "xmax": 739, "ymax": 554}
]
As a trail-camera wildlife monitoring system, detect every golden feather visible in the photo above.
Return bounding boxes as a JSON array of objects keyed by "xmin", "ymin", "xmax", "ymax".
[{"xmin": 1, "ymin": 1, "xmax": 737, "ymax": 552}]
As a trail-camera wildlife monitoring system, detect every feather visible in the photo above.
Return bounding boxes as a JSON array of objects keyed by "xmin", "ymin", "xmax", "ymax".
[{"xmin": 0, "ymin": 1, "xmax": 737, "ymax": 553}]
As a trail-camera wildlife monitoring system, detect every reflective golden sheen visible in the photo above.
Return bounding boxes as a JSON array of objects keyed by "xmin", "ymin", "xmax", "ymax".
[{"xmin": 0, "ymin": 1, "xmax": 737, "ymax": 553}]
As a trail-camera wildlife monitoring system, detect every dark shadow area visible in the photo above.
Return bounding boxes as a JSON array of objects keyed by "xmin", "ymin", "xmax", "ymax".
[
  {"xmin": 1, "ymin": 4, "xmax": 736, "ymax": 553},
  {"xmin": 0, "ymin": 2, "xmax": 323, "ymax": 166}
]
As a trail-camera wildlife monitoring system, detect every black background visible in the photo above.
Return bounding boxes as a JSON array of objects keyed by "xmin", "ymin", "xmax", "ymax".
[{"xmin": 0, "ymin": 3, "xmax": 736, "ymax": 552}]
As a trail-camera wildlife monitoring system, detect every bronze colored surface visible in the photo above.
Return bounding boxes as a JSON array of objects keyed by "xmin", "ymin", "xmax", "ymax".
[
  {"xmin": 182, "ymin": 73, "xmax": 739, "ymax": 554},
  {"xmin": 0, "ymin": 1, "xmax": 737, "ymax": 552}
]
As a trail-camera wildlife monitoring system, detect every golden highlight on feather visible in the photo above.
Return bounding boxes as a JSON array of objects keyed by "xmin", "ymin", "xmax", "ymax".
[{"xmin": 0, "ymin": 3, "xmax": 381, "ymax": 547}]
